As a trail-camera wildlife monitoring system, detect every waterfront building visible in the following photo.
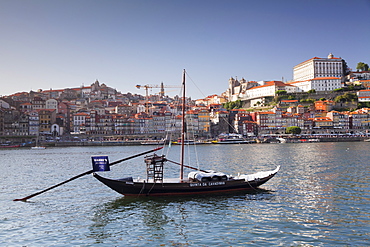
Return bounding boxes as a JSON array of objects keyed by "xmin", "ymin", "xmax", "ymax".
[
  {"xmin": 72, "ymin": 112, "xmax": 89, "ymax": 134},
  {"xmin": 233, "ymin": 111, "xmax": 253, "ymax": 135},
  {"xmin": 152, "ymin": 111, "xmax": 166, "ymax": 134},
  {"xmin": 185, "ymin": 110, "xmax": 200, "ymax": 136},
  {"xmin": 97, "ymin": 114, "xmax": 114, "ymax": 135},
  {"xmin": 28, "ymin": 111, "xmax": 39, "ymax": 136},
  {"xmin": 256, "ymin": 111, "xmax": 275, "ymax": 133},
  {"xmin": 256, "ymin": 108, "xmax": 284, "ymax": 134},
  {"xmin": 197, "ymin": 109, "xmax": 211, "ymax": 137},
  {"xmin": 112, "ymin": 114, "xmax": 134, "ymax": 135},
  {"xmin": 2, "ymin": 109, "xmax": 15, "ymax": 135},
  {"xmin": 241, "ymin": 120, "xmax": 258, "ymax": 137},
  {"xmin": 163, "ymin": 111, "xmax": 175, "ymax": 134},
  {"xmin": 327, "ymin": 111, "xmax": 350, "ymax": 130},
  {"xmin": 38, "ymin": 109, "xmax": 56, "ymax": 134},
  {"xmin": 134, "ymin": 112, "xmax": 152, "ymax": 134},
  {"xmin": 293, "ymin": 53, "xmax": 346, "ymax": 81},
  {"xmin": 13, "ymin": 113, "xmax": 29, "ymax": 136},
  {"xmin": 210, "ymin": 110, "xmax": 229, "ymax": 137},
  {"xmin": 350, "ymin": 110, "xmax": 370, "ymax": 130},
  {"xmin": 313, "ymin": 117, "xmax": 333, "ymax": 129}
]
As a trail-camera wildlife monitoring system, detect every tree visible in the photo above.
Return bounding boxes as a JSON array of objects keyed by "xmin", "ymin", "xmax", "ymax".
[
  {"xmin": 307, "ymin": 89, "xmax": 316, "ymax": 94},
  {"xmin": 300, "ymin": 98, "xmax": 315, "ymax": 104},
  {"xmin": 276, "ymin": 90, "xmax": 287, "ymax": 95},
  {"xmin": 286, "ymin": 126, "xmax": 301, "ymax": 134},
  {"xmin": 223, "ymin": 100, "xmax": 243, "ymax": 110},
  {"xmin": 334, "ymin": 92, "xmax": 357, "ymax": 103},
  {"xmin": 356, "ymin": 62, "xmax": 369, "ymax": 71}
]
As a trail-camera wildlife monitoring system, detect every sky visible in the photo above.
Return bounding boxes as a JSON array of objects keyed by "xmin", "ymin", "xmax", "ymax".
[{"xmin": 1, "ymin": 0, "xmax": 370, "ymax": 100}]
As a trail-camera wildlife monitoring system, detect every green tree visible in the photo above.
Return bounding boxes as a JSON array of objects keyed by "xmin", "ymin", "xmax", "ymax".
[
  {"xmin": 334, "ymin": 92, "xmax": 357, "ymax": 103},
  {"xmin": 276, "ymin": 90, "xmax": 287, "ymax": 95},
  {"xmin": 300, "ymin": 98, "xmax": 315, "ymax": 104},
  {"xmin": 286, "ymin": 126, "xmax": 301, "ymax": 134},
  {"xmin": 307, "ymin": 89, "xmax": 316, "ymax": 94},
  {"xmin": 223, "ymin": 100, "xmax": 243, "ymax": 110},
  {"xmin": 356, "ymin": 62, "xmax": 369, "ymax": 71}
]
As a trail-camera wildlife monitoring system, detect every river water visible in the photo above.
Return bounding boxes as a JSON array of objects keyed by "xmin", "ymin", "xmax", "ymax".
[{"xmin": 1, "ymin": 142, "xmax": 369, "ymax": 246}]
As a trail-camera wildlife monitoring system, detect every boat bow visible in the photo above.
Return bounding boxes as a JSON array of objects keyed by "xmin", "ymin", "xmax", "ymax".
[{"xmin": 237, "ymin": 165, "xmax": 280, "ymax": 182}]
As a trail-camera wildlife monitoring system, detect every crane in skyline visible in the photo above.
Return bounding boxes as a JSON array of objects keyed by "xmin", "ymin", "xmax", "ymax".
[
  {"xmin": 136, "ymin": 82, "xmax": 181, "ymax": 114},
  {"xmin": 136, "ymin": 82, "xmax": 181, "ymax": 98}
]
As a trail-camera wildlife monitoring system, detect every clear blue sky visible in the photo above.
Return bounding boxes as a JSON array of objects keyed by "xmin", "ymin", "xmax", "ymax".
[{"xmin": 1, "ymin": 0, "xmax": 369, "ymax": 99}]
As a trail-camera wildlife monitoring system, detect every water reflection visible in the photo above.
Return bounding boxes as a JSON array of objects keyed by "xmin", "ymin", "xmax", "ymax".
[
  {"xmin": 2, "ymin": 143, "xmax": 370, "ymax": 246},
  {"xmin": 88, "ymin": 189, "xmax": 274, "ymax": 245}
]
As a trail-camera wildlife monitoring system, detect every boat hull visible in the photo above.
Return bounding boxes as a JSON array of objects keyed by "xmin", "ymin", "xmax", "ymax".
[{"xmin": 93, "ymin": 168, "xmax": 278, "ymax": 196}]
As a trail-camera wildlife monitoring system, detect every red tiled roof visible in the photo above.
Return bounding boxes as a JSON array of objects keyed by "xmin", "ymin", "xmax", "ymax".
[
  {"xmin": 281, "ymin": 100, "xmax": 298, "ymax": 103},
  {"xmin": 311, "ymin": 77, "xmax": 340, "ymax": 80},
  {"xmin": 259, "ymin": 111, "xmax": 275, "ymax": 114},
  {"xmin": 74, "ymin": 112, "xmax": 89, "ymax": 116},
  {"xmin": 295, "ymin": 56, "xmax": 342, "ymax": 67}
]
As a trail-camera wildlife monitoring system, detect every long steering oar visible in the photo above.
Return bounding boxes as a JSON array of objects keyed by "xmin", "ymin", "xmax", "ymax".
[{"xmin": 13, "ymin": 147, "xmax": 163, "ymax": 202}]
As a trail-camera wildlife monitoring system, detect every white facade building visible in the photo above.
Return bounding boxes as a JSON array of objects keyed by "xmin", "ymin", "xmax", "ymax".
[
  {"xmin": 72, "ymin": 112, "xmax": 88, "ymax": 133},
  {"xmin": 239, "ymin": 81, "xmax": 296, "ymax": 101},
  {"xmin": 293, "ymin": 53, "xmax": 345, "ymax": 82},
  {"xmin": 45, "ymin": 99, "xmax": 58, "ymax": 113},
  {"xmin": 288, "ymin": 77, "xmax": 342, "ymax": 92},
  {"xmin": 357, "ymin": 90, "xmax": 370, "ymax": 102}
]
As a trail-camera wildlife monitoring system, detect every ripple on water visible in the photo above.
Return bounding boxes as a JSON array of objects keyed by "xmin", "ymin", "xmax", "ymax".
[{"xmin": 1, "ymin": 143, "xmax": 369, "ymax": 246}]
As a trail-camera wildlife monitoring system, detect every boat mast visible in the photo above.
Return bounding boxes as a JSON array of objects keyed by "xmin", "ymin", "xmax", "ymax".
[{"xmin": 180, "ymin": 69, "xmax": 186, "ymax": 180}]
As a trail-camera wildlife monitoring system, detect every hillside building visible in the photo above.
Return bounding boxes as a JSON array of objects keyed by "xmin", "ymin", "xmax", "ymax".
[{"xmin": 293, "ymin": 53, "xmax": 346, "ymax": 81}]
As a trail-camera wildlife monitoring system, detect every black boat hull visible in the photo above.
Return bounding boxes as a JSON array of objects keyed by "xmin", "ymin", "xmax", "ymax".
[{"xmin": 93, "ymin": 169, "xmax": 278, "ymax": 196}]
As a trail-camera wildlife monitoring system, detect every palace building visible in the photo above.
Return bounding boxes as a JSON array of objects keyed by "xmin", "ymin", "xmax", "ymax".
[{"xmin": 293, "ymin": 53, "xmax": 346, "ymax": 81}]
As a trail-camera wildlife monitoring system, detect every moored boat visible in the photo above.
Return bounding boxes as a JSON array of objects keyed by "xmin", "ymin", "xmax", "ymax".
[
  {"xmin": 93, "ymin": 70, "xmax": 280, "ymax": 197},
  {"xmin": 93, "ymin": 164, "xmax": 280, "ymax": 196},
  {"xmin": 0, "ymin": 144, "xmax": 21, "ymax": 148},
  {"xmin": 140, "ymin": 139, "xmax": 165, "ymax": 145},
  {"xmin": 211, "ymin": 133, "xmax": 252, "ymax": 144},
  {"xmin": 31, "ymin": 136, "xmax": 46, "ymax": 149},
  {"xmin": 31, "ymin": 146, "xmax": 46, "ymax": 150}
]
